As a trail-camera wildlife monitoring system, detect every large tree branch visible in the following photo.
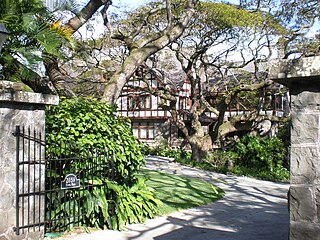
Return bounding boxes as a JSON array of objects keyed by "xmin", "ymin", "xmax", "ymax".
[
  {"xmin": 66, "ymin": 0, "xmax": 112, "ymax": 33},
  {"xmin": 44, "ymin": 57, "xmax": 77, "ymax": 97},
  {"xmin": 166, "ymin": 0, "xmax": 172, "ymax": 26},
  {"xmin": 43, "ymin": 0, "xmax": 114, "ymax": 96},
  {"xmin": 102, "ymin": 0, "xmax": 198, "ymax": 104}
]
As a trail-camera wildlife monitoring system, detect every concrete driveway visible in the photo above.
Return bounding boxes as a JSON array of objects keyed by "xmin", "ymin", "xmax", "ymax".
[{"xmin": 57, "ymin": 156, "xmax": 290, "ymax": 240}]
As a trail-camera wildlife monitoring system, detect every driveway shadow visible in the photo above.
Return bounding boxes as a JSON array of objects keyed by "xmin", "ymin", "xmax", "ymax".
[{"xmin": 126, "ymin": 157, "xmax": 290, "ymax": 240}]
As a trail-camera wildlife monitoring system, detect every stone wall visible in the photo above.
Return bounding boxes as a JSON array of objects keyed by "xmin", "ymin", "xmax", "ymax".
[
  {"xmin": 0, "ymin": 81, "xmax": 58, "ymax": 240},
  {"xmin": 270, "ymin": 56, "xmax": 320, "ymax": 240}
]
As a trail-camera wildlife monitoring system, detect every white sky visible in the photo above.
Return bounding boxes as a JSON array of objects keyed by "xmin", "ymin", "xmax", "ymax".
[
  {"xmin": 77, "ymin": 0, "xmax": 319, "ymax": 60},
  {"xmin": 111, "ymin": 0, "xmax": 240, "ymax": 9},
  {"xmin": 77, "ymin": 0, "xmax": 241, "ymax": 38}
]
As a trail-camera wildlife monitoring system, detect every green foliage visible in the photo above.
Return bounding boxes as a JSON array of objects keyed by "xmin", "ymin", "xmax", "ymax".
[
  {"xmin": 47, "ymin": 177, "xmax": 160, "ymax": 230},
  {"xmin": 204, "ymin": 150, "xmax": 238, "ymax": 170},
  {"xmin": 171, "ymin": 138, "xmax": 289, "ymax": 181},
  {"xmin": 46, "ymin": 98, "xmax": 158, "ymax": 230},
  {"xmin": 109, "ymin": 177, "xmax": 161, "ymax": 229},
  {"xmin": 46, "ymin": 97, "xmax": 145, "ymax": 185},
  {"xmin": 174, "ymin": 149, "xmax": 236, "ymax": 174},
  {"xmin": 195, "ymin": 1, "xmax": 285, "ymax": 33},
  {"xmin": 144, "ymin": 140, "xmax": 191, "ymax": 161},
  {"xmin": 232, "ymin": 165, "xmax": 289, "ymax": 182},
  {"xmin": 0, "ymin": 0, "xmax": 75, "ymax": 82},
  {"xmin": 233, "ymin": 135, "xmax": 286, "ymax": 172}
]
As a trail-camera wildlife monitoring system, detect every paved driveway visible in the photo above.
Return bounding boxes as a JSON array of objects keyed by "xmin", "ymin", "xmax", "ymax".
[{"xmin": 57, "ymin": 156, "xmax": 290, "ymax": 240}]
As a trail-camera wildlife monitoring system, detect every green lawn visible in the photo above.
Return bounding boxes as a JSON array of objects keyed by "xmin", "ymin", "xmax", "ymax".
[{"xmin": 138, "ymin": 169, "xmax": 225, "ymax": 215}]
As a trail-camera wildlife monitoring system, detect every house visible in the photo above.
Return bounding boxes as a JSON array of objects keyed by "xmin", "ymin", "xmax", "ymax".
[{"xmin": 116, "ymin": 64, "xmax": 289, "ymax": 147}]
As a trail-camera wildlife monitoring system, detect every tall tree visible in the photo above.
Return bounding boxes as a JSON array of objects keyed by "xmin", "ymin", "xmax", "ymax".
[
  {"xmin": 1, "ymin": 0, "xmax": 199, "ymax": 104},
  {"xmin": 131, "ymin": 1, "xmax": 286, "ymax": 161}
]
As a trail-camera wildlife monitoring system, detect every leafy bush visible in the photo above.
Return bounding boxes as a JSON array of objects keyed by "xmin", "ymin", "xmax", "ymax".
[
  {"xmin": 145, "ymin": 140, "xmax": 191, "ymax": 161},
  {"xmin": 107, "ymin": 178, "xmax": 161, "ymax": 229},
  {"xmin": 173, "ymin": 149, "xmax": 237, "ymax": 174},
  {"xmin": 173, "ymin": 136, "xmax": 289, "ymax": 181},
  {"xmin": 233, "ymin": 135, "xmax": 286, "ymax": 172},
  {"xmin": 45, "ymin": 97, "xmax": 159, "ymax": 230},
  {"xmin": 46, "ymin": 176, "xmax": 160, "ymax": 230},
  {"xmin": 205, "ymin": 150, "xmax": 237, "ymax": 169},
  {"xmin": 230, "ymin": 135, "xmax": 289, "ymax": 181},
  {"xmin": 46, "ymin": 97, "xmax": 145, "ymax": 185},
  {"xmin": 232, "ymin": 165, "xmax": 289, "ymax": 181}
]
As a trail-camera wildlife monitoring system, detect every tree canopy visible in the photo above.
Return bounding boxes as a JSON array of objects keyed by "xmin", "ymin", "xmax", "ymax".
[
  {"xmin": 1, "ymin": 0, "xmax": 314, "ymax": 161},
  {"xmin": 0, "ymin": 0, "xmax": 318, "ymax": 109}
]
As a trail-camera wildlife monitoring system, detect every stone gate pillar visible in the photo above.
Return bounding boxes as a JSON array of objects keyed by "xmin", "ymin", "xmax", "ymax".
[
  {"xmin": 271, "ymin": 56, "xmax": 320, "ymax": 240},
  {"xmin": 0, "ymin": 81, "xmax": 58, "ymax": 240}
]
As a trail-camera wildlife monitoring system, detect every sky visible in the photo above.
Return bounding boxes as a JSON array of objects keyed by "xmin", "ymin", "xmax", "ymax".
[
  {"xmin": 111, "ymin": 0, "xmax": 240, "ymax": 9},
  {"xmin": 112, "ymin": 0, "xmax": 147, "ymax": 8},
  {"xmin": 76, "ymin": 0, "xmax": 319, "ymax": 60},
  {"xmin": 76, "ymin": 0, "xmax": 241, "ymax": 38}
]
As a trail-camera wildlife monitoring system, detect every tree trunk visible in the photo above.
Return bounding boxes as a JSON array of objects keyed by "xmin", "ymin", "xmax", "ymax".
[
  {"xmin": 189, "ymin": 135, "xmax": 212, "ymax": 162},
  {"xmin": 45, "ymin": 58, "xmax": 76, "ymax": 97},
  {"xmin": 66, "ymin": 0, "xmax": 112, "ymax": 33},
  {"xmin": 101, "ymin": 47, "xmax": 155, "ymax": 104}
]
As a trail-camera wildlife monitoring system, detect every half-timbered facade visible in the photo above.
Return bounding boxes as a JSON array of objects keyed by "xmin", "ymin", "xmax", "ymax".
[
  {"xmin": 116, "ymin": 66, "xmax": 289, "ymax": 146},
  {"xmin": 116, "ymin": 69, "xmax": 179, "ymax": 144}
]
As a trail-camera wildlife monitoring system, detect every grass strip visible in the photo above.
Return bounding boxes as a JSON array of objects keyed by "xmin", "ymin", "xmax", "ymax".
[{"xmin": 138, "ymin": 169, "xmax": 225, "ymax": 215}]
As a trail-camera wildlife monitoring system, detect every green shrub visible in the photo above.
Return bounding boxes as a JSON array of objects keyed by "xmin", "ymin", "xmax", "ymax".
[
  {"xmin": 146, "ymin": 140, "xmax": 191, "ymax": 161},
  {"xmin": 233, "ymin": 135, "xmax": 287, "ymax": 172},
  {"xmin": 107, "ymin": 177, "xmax": 161, "ymax": 229},
  {"xmin": 168, "ymin": 135, "xmax": 289, "ymax": 181},
  {"xmin": 46, "ymin": 176, "xmax": 160, "ymax": 230},
  {"xmin": 205, "ymin": 150, "xmax": 237, "ymax": 169},
  {"xmin": 232, "ymin": 165, "xmax": 289, "ymax": 181},
  {"xmin": 45, "ymin": 97, "xmax": 159, "ymax": 230},
  {"xmin": 172, "ymin": 149, "xmax": 237, "ymax": 174},
  {"xmin": 46, "ymin": 97, "xmax": 145, "ymax": 185}
]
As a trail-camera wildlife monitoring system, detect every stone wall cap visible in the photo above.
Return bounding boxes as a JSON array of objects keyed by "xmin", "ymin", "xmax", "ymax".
[
  {"xmin": 0, "ymin": 81, "xmax": 59, "ymax": 105},
  {"xmin": 270, "ymin": 56, "xmax": 320, "ymax": 87}
]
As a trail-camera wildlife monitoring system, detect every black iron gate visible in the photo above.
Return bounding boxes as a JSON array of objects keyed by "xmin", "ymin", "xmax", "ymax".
[
  {"xmin": 14, "ymin": 125, "xmax": 114, "ymax": 235},
  {"xmin": 14, "ymin": 125, "xmax": 46, "ymax": 235}
]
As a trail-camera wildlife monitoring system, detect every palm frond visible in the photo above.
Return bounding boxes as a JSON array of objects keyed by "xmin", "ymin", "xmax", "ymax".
[{"xmin": 0, "ymin": 0, "xmax": 78, "ymax": 84}]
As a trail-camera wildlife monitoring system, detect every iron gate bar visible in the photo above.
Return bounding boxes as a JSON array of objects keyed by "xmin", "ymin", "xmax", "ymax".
[
  {"xmin": 14, "ymin": 126, "xmax": 46, "ymax": 235},
  {"xmin": 45, "ymin": 139, "xmax": 115, "ymax": 233},
  {"xmin": 15, "ymin": 125, "xmax": 116, "ymax": 234},
  {"xmin": 15, "ymin": 126, "xmax": 20, "ymax": 235}
]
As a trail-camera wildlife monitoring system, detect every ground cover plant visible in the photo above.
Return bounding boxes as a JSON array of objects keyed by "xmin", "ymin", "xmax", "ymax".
[
  {"xmin": 46, "ymin": 168, "xmax": 224, "ymax": 239},
  {"xmin": 137, "ymin": 169, "xmax": 224, "ymax": 215}
]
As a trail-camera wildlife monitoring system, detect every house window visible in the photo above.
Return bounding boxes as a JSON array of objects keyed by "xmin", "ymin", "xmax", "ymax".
[
  {"xmin": 140, "ymin": 128, "xmax": 147, "ymax": 138},
  {"xmin": 128, "ymin": 96, "xmax": 139, "ymax": 110},
  {"xmin": 128, "ymin": 95, "xmax": 152, "ymax": 110},
  {"xmin": 132, "ymin": 128, "xmax": 138, "ymax": 138},
  {"xmin": 132, "ymin": 122, "xmax": 155, "ymax": 140},
  {"xmin": 148, "ymin": 128, "xmax": 154, "ymax": 139}
]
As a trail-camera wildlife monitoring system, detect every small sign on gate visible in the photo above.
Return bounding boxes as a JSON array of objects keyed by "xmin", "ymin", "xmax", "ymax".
[{"xmin": 61, "ymin": 174, "xmax": 80, "ymax": 189}]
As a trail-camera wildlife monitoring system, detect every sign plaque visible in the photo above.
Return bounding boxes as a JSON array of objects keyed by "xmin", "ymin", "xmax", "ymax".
[{"xmin": 61, "ymin": 174, "xmax": 80, "ymax": 189}]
